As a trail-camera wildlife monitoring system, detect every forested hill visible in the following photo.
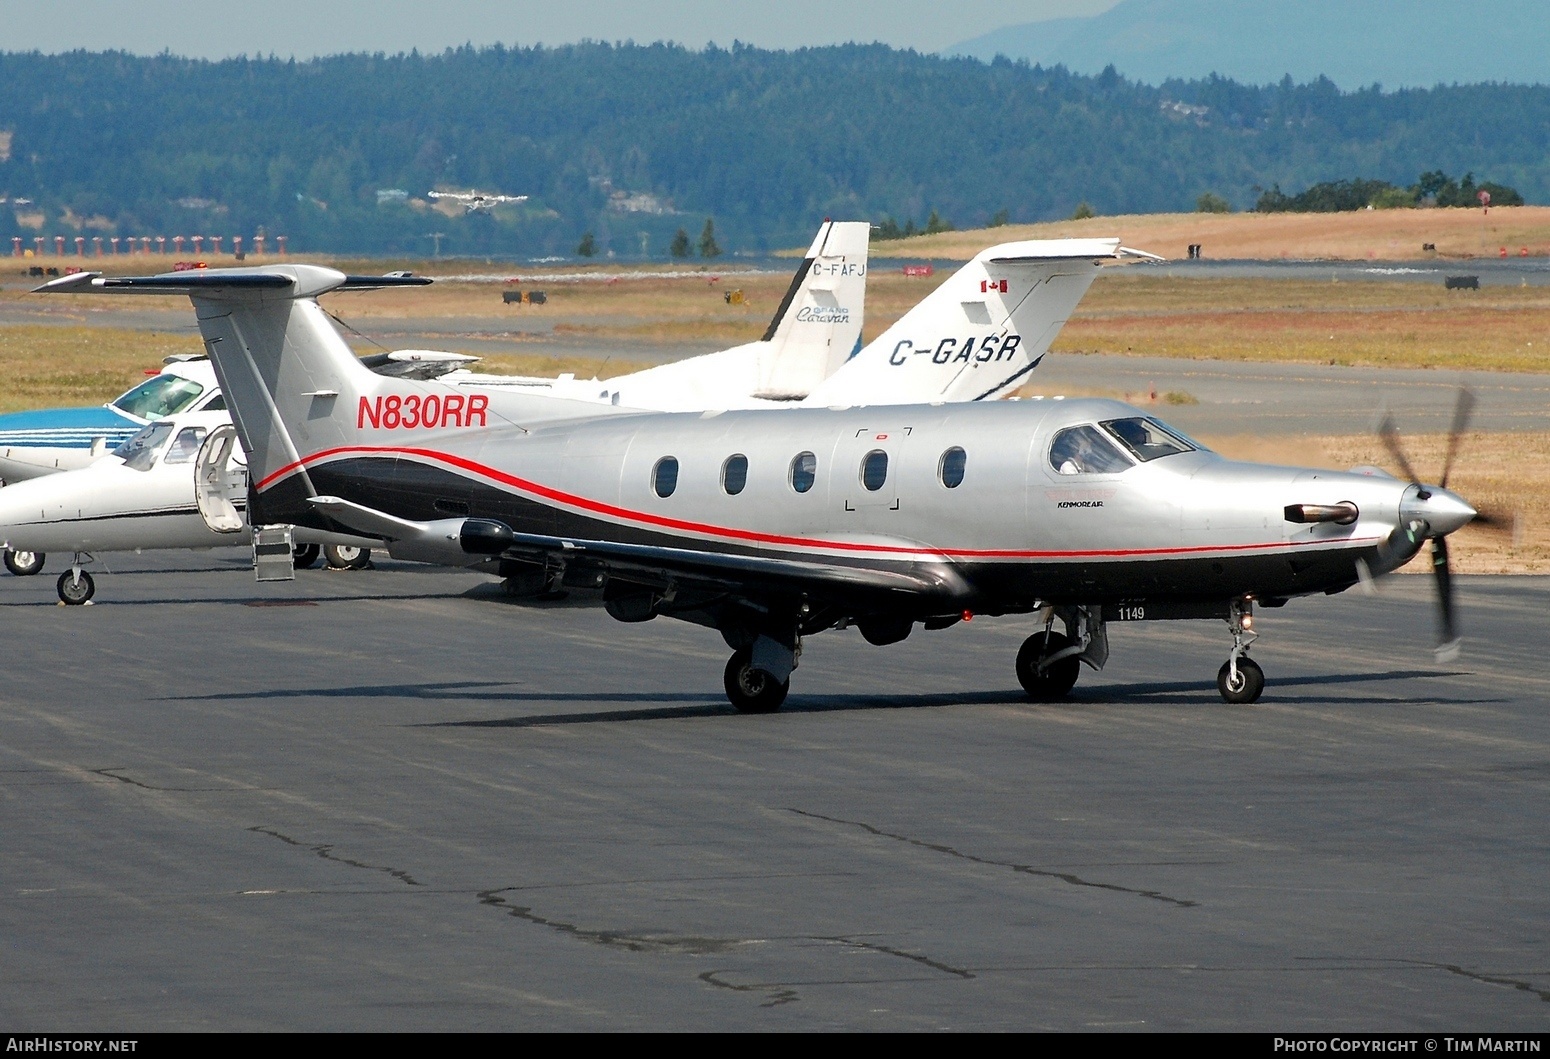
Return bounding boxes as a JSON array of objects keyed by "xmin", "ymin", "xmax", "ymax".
[{"xmin": 2, "ymin": 44, "xmax": 1548, "ymax": 257}]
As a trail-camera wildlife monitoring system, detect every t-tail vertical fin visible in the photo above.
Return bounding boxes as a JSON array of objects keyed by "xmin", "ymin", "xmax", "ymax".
[{"xmin": 805, "ymin": 238, "xmax": 1131, "ymax": 406}]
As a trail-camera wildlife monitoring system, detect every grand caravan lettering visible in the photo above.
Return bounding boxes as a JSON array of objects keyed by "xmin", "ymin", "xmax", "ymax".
[
  {"xmin": 888, "ymin": 334, "xmax": 1022, "ymax": 367},
  {"xmin": 358, "ymin": 393, "xmax": 488, "ymax": 430},
  {"xmin": 794, "ymin": 305, "xmax": 851, "ymax": 324}
]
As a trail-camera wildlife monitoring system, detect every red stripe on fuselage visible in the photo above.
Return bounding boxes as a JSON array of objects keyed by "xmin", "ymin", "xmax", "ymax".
[{"xmin": 258, "ymin": 445, "xmax": 1381, "ymax": 561}]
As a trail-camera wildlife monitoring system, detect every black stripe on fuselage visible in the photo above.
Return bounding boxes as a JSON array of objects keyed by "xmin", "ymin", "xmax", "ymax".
[
  {"xmin": 254, "ymin": 456, "xmax": 1374, "ymax": 610},
  {"xmin": 8, "ymin": 504, "xmax": 243, "ymax": 528}
]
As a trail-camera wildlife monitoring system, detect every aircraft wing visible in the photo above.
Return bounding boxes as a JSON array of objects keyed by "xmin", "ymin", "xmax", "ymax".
[
  {"xmin": 306, "ymin": 496, "xmax": 968, "ymax": 604},
  {"xmin": 489, "ymin": 528, "xmax": 970, "ymax": 603}
]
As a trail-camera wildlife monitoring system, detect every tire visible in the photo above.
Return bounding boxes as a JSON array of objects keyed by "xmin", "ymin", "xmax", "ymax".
[
  {"xmin": 723, "ymin": 649, "xmax": 789, "ymax": 714},
  {"xmin": 292, "ymin": 543, "xmax": 321, "ymax": 569},
  {"xmin": 4, "ymin": 549, "xmax": 45, "ymax": 576},
  {"xmin": 56, "ymin": 569, "xmax": 95, "ymax": 606},
  {"xmin": 324, "ymin": 544, "xmax": 372, "ymax": 570},
  {"xmin": 1217, "ymin": 657, "xmax": 1265, "ymax": 704},
  {"xmin": 1015, "ymin": 631, "xmax": 1081, "ymax": 700}
]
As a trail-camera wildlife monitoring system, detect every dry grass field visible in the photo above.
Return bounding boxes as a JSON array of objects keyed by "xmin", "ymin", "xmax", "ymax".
[
  {"xmin": 1051, "ymin": 274, "xmax": 1550, "ymax": 374},
  {"xmin": 871, "ymin": 206, "xmax": 1550, "ymax": 262}
]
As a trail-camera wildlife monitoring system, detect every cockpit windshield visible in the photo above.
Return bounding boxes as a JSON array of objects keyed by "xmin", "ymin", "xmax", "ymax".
[
  {"xmin": 1099, "ymin": 417, "xmax": 1195, "ymax": 462},
  {"xmin": 112, "ymin": 421, "xmax": 175, "ymax": 471},
  {"xmin": 112, "ymin": 374, "xmax": 205, "ymax": 421},
  {"xmin": 1049, "ymin": 425, "xmax": 1134, "ymax": 475}
]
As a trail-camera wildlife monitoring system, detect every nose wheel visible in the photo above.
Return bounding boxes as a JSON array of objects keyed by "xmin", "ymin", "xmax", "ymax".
[
  {"xmin": 57, "ymin": 567, "xmax": 95, "ymax": 606},
  {"xmin": 1217, "ymin": 657, "xmax": 1264, "ymax": 703},
  {"xmin": 1218, "ymin": 600, "xmax": 1263, "ymax": 703}
]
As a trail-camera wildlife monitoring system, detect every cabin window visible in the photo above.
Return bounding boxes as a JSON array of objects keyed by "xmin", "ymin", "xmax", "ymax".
[
  {"xmin": 1100, "ymin": 417, "xmax": 1194, "ymax": 462},
  {"xmin": 939, "ymin": 446, "xmax": 967, "ymax": 488},
  {"xmin": 722, "ymin": 454, "xmax": 748, "ymax": 495},
  {"xmin": 162, "ymin": 426, "xmax": 209, "ymax": 465},
  {"xmin": 861, "ymin": 450, "xmax": 889, "ymax": 491},
  {"xmin": 652, "ymin": 456, "xmax": 679, "ymax": 498},
  {"xmin": 1049, "ymin": 425, "xmax": 1133, "ymax": 475},
  {"xmin": 789, "ymin": 451, "xmax": 817, "ymax": 493}
]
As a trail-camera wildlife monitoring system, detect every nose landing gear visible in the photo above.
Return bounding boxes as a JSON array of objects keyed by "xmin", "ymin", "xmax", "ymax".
[
  {"xmin": 1217, "ymin": 600, "xmax": 1263, "ymax": 703},
  {"xmin": 56, "ymin": 553, "xmax": 95, "ymax": 606}
]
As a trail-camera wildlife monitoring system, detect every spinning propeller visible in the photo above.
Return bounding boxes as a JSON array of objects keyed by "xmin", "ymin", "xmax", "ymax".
[{"xmin": 1376, "ymin": 388, "xmax": 1481, "ymax": 661}]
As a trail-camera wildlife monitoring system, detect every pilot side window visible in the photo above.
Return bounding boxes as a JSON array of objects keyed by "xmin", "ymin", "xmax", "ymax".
[
  {"xmin": 939, "ymin": 446, "xmax": 966, "ymax": 488},
  {"xmin": 722, "ymin": 454, "xmax": 748, "ymax": 495},
  {"xmin": 162, "ymin": 427, "xmax": 209, "ymax": 465},
  {"xmin": 1049, "ymin": 425, "xmax": 1133, "ymax": 475},
  {"xmin": 789, "ymin": 451, "xmax": 817, "ymax": 493},
  {"xmin": 860, "ymin": 450, "xmax": 888, "ymax": 491},
  {"xmin": 652, "ymin": 456, "xmax": 679, "ymax": 498},
  {"xmin": 112, "ymin": 422, "xmax": 175, "ymax": 472}
]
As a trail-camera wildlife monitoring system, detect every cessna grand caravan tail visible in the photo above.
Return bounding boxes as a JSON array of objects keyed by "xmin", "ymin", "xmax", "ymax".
[
  {"xmin": 459, "ymin": 220, "xmax": 870, "ymax": 410},
  {"xmin": 806, "ymin": 238, "xmax": 1148, "ymax": 406},
  {"xmin": 39, "ymin": 256, "xmax": 1476, "ymax": 712}
]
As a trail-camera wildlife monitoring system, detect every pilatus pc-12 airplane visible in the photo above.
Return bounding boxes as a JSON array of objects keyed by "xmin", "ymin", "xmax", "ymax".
[{"xmin": 38, "ymin": 251, "xmax": 1478, "ymax": 710}]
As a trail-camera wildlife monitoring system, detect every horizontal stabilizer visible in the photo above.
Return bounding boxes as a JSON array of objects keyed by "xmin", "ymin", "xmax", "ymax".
[{"xmin": 34, "ymin": 267, "xmax": 430, "ymax": 298}]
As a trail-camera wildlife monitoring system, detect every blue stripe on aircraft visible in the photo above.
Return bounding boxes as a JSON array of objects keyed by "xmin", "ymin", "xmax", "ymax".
[{"xmin": 0, "ymin": 405, "xmax": 140, "ymax": 450}]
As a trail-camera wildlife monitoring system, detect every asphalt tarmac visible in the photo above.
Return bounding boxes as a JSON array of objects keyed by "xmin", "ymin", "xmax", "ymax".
[{"xmin": 1, "ymin": 552, "xmax": 1547, "ymax": 1030}]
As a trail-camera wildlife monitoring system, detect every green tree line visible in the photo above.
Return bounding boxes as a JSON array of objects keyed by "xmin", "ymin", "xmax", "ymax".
[{"xmin": 1, "ymin": 46, "xmax": 1547, "ymax": 256}]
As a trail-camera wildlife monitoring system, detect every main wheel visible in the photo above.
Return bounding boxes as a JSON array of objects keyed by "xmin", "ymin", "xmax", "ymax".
[
  {"xmin": 723, "ymin": 649, "xmax": 789, "ymax": 714},
  {"xmin": 1217, "ymin": 657, "xmax": 1265, "ymax": 704},
  {"xmin": 4, "ymin": 549, "xmax": 45, "ymax": 576},
  {"xmin": 56, "ymin": 569, "xmax": 95, "ymax": 606},
  {"xmin": 1016, "ymin": 630, "xmax": 1081, "ymax": 700},
  {"xmin": 292, "ymin": 543, "xmax": 321, "ymax": 569},
  {"xmin": 324, "ymin": 544, "xmax": 372, "ymax": 570}
]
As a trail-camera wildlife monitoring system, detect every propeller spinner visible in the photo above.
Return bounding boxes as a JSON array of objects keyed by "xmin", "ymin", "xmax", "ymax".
[{"xmin": 1377, "ymin": 388, "xmax": 1479, "ymax": 661}]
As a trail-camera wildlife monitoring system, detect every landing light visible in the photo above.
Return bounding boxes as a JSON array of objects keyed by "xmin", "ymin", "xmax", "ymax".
[{"xmin": 1242, "ymin": 614, "xmax": 1255, "ymax": 631}]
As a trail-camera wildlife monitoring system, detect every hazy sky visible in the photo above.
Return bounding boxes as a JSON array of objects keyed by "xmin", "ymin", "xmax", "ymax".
[{"xmin": 0, "ymin": 1, "xmax": 1122, "ymax": 58}]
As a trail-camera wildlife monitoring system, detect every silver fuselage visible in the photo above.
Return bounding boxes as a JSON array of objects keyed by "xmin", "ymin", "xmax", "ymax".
[{"xmin": 257, "ymin": 396, "xmax": 1454, "ymax": 613}]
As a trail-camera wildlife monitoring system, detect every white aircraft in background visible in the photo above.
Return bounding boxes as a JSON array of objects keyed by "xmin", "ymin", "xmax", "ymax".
[
  {"xmin": 0, "ymin": 410, "xmax": 384, "ymax": 603},
  {"xmin": 449, "ymin": 220, "xmax": 872, "ymax": 409},
  {"xmin": 0, "ymin": 357, "xmax": 223, "ymax": 489},
  {"xmin": 427, "ymin": 189, "xmax": 528, "ymax": 212}
]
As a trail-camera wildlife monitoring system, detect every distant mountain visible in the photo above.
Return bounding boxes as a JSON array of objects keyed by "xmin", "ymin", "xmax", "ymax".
[{"xmin": 949, "ymin": 0, "xmax": 1550, "ymax": 89}]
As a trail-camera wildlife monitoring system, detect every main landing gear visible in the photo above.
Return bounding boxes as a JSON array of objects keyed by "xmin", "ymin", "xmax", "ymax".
[
  {"xmin": 1016, "ymin": 606, "xmax": 1107, "ymax": 701},
  {"xmin": 1217, "ymin": 600, "xmax": 1264, "ymax": 704},
  {"xmin": 324, "ymin": 544, "xmax": 372, "ymax": 570},
  {"xmin": 724, "ymin": 649, "xmax": 789, "ymax": 714},
  {"xmin": 721, "ymin": 627, "xmax": 800, "ymax": 714},
  {"xmin": 4, "ymin": 548, "xmax": 45, "ymax": 576}
]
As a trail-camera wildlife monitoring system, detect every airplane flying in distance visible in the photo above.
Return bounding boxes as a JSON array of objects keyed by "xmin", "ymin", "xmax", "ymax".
[
  {"xmin": 427, "ymin": 189, "xmax": 528, "ymax": 212},
  {"xmin": 40, "ymin": 256, "xmax": 1477, "ymax": 708}
]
